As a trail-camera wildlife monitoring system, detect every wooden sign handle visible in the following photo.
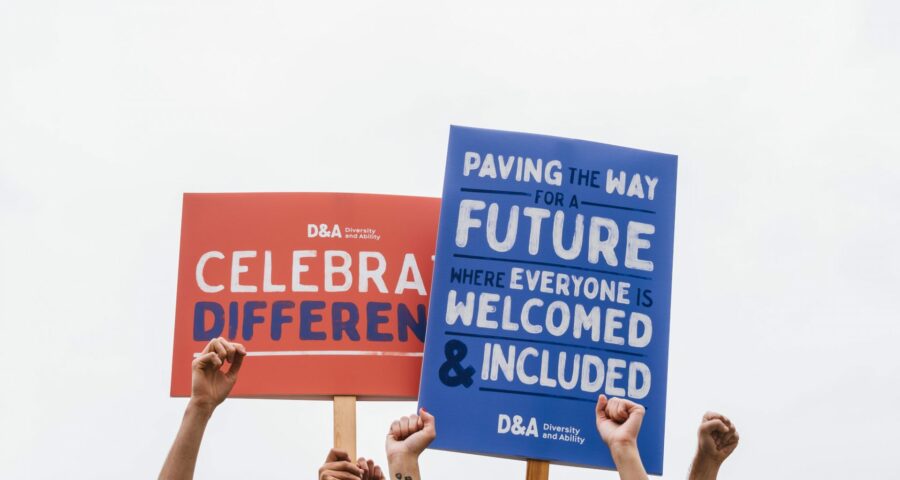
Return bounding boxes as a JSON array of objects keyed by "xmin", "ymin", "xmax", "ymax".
[
  {"xmin": 333, "ymin": 395, "xmax": 357, "ymax": 460},
  {"xmin": 526, "ymin": 459, "xmax": 549, "ymax": 480}
]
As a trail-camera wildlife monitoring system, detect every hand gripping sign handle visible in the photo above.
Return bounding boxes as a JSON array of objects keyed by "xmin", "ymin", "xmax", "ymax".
[
  {"xmin": 333, "ymin": 395, "xmax": 357, "ymax": 460},
  {"xmin": 526, "ymin": 459, "xmax": 550, "ymax": 480}
]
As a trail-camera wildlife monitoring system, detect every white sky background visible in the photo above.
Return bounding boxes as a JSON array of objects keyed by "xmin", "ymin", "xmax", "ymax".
[{"xmin": 1, "ymin": 0, "xmax": 899, "ymax": 478}]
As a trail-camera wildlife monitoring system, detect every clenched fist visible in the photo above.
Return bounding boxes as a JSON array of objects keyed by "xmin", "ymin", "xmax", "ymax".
[
  {"xmin": 386, "ymin": 408, "xmax": 436, "ymax": 462},
  {"xmin": 385, "ymin": 408, "xmax": 436, "ymax": 480},
  {"xmin": 697, "ymin": 412, "xmax": 739, "ymax": 463},
  {"xmin": 595, "ymin": 395, "xmax": 646, "ymax": 450},
  {"xmin": 689, "ymin": 411, "xmax": 740, "ymax": 480}
]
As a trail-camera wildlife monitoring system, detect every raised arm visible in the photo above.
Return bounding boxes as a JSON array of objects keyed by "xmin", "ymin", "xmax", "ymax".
[
  {"xmin": 688, "ymin": 412, "xmax": 739, "ymax": 480},
  {"xmin": 159, "ymin": 337, "xmax": 246, "ymax": 480},
  {"xmin": 595, "ymin": 395, "xmax": 648, "ymax": 480},
  {"xmin": 385, "ymin": 408, "xmax": 437, "ymax": 480}
]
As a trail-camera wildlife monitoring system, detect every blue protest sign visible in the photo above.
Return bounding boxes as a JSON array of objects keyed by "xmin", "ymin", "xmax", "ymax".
[{"xmin": 418, "ymin": 126, "xmax": 677, "ymax": 474}]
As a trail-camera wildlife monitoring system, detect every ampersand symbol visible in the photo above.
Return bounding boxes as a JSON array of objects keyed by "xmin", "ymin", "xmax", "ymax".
[
  {"xmin": 511, "ymin": 415, "xmax": 526, "ymax": 435},
  {"xmin": 438, "ymin": 340, "xmax": 475, "ymax": 388}
]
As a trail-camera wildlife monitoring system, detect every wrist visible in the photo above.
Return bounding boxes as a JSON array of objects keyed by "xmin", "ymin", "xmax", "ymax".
[
  {"xmin": 387, "ymin": 452, "xmax": 421, "ymax": 477},
  {"xmin": 609, "ymin": 440, "xmax": 639, "ymax": 463},
  {"xmin": 609, "ymin": 441, "xmax": 641, "ymax": 466},
  {"xmin": 387, "ymin": 450, "xmax": 419, "ymax": 465},
  {"xmin": 186, "ymin": 399, "xmax": 216, "ymax": 419},
  {"xmin": 690, "ymin": 454, "xmax": 722, "ymax": 478},
  {"xmin": 608, "ymin": 441, "xmax": 646, "ymax": 479}
]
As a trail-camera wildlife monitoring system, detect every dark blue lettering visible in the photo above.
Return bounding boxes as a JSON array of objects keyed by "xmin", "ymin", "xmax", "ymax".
[
  {"xmin": 398, "ymin": 303, "xmax": 427, "ymax": 342},
  {"xmin": 271, "ymin": 300, "xmax": 294, "ymax": 340},
  {"xmin": 366, "ymin": 302, "xmax": 393, "ymax": 341},
  {"xmin": 300, "ymin": 301, "xmax": 327, "ymax": 340},
  {"xmin": 193, "ymin": 301, "xmax": 224, "ymax": 341},
  {"xmin": 228, "ymin": 301, "xmax": 239, "ymax": 339},
  {"xmin": 332, "ymin": 302, "xmax": 360, "ymax": 341},
  {"xmin": 242, "ymin": 301, "xmax": 266, "ymax": 340}
]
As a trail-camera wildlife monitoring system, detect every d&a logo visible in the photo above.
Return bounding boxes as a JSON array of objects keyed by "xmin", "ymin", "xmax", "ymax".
[
  {"xmin": 307, "ymin": 224, "xmax": 342, "ymax": 238},
  {"xmin": 497, "ymin": 414, "xmax": 538, "ymax": 438}
]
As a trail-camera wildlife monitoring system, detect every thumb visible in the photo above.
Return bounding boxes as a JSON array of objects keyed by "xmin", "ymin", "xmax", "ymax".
[
  {"xmin": 700, "ymin": 419, "xmax": 729, "ymax": 436},
  {"xmin": 623, "ymin": 402, "xmax": 645, "ymax": 429},
  {"xmin": 419, "ymin": 408, "xmax": 437, "ymax": 440},
  {"xmin": 419, "ymin": 407, "xmax": 435, "ymax": 429},
  {"xmin": 325, "ymin": 448, "xmax": 350, "ymax": 463},
  {"xmin": 596, "ymin": 395, "xmax": 610, "ymax": 422}
]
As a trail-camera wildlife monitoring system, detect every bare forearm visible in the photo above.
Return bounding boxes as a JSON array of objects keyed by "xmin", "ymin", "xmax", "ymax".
[
  {"xmin": 688, "ymin": 456, "xmax": 721, "ymax": 480},
  {"xmin": 610, "ymin": 444, "xmax": 648, "ymax": 480},
  {"xmin": 159, "ymin": 402, "xmax": 214, "ymax": 480},
  {"xmin": 388, "ymin": 455, "xmax": 422, "ymax": 480}
]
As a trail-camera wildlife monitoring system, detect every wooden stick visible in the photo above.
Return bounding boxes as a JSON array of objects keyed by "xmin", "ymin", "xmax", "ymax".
[
  {"xmin": 333, "ymin": 395, "xmax": 357, "ymax": 460},
  {"xmin": 526, "ymin": 459, "xmax": 549, "ymax": 480}
]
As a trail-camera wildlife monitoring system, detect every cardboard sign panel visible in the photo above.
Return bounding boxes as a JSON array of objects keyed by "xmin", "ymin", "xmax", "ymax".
[
  {"xmin": 418, "ymin": 127, "xmax": 677, "ymax": 473},
  {"xmin": 172, "ymin": 193, "xmax": 440, "ymax": 399}
]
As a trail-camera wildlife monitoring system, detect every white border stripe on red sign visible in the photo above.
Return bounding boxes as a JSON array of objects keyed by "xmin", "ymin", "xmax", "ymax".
[{"xmin": 193, "ymin": 351, "xmax": 424, "ymax": 358}]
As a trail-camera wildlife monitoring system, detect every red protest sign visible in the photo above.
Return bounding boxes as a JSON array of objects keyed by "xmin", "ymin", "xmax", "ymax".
[{"xmin": 171, "ymin": 193, "xmax": 440, "ymax": 399}]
